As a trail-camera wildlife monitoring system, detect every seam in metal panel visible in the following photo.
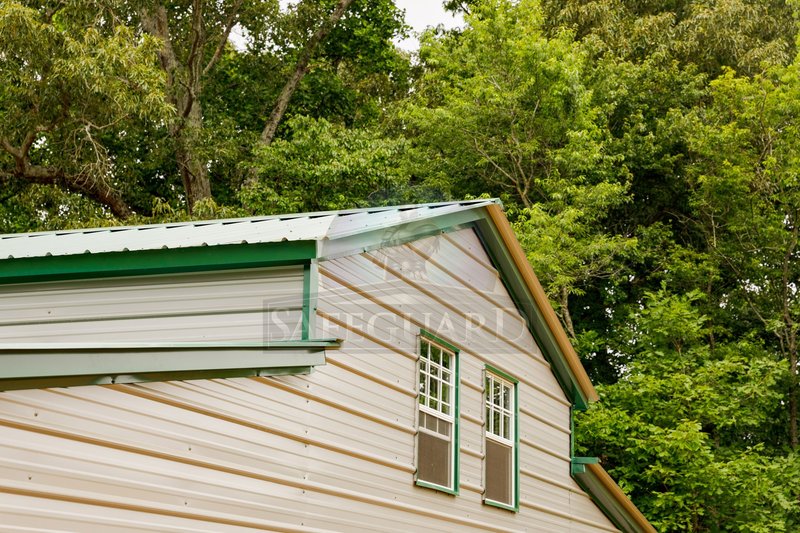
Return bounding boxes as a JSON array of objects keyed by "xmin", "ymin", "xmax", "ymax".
[
  {"xmin": 441, "ymin": 232, "xmax": 499, "ymax": 273},
  {"xmin": 461, "ymin": 378, "xmax": 483, "ymax": 393},
  {"xmin": 316, "ymin": 310, "xmax": 417, "ymax": 361},
  {"xmin": 460, "ymin": 481, "xmax": 484, "ymax": 494},
  {"xmin": 521, "ymin": 467, "xmax": 584, "ymax": 494},
  {"xmin": 0, "ymin": 418, "xmax": 518, "ymax": 533},
  {"xmin": 460, "ymin": 447, "xmax": 484, "ymax": 460},
  {"xmin": 405, "ymin": 241, "xmax": 526, "ymax": 329},
  {"xmin": 0, "ymin": 480, "xmax": 326, "ymax": 532},
  {"xmin": 520, "ymin": 436, "xmax": 571, "ymax": 463},
  {"xmin": 520, "ymin": 498, "xmax": 620, "ymax": 532},
  {"xmin": 319, "ymin": 266, "xmax": 571, "ymax": 408},
  {"xmin": 359, "ymin": 253, "xmax": 547, "ymax": 366},
  {"xmin": 324, "ymin": 355, "xmax": 416, "ymax": 398},
  {"xmin": 520, "ymin": 406, "xmax": 571, "ymax": 435},
  {"xmin": 462, "ymin": 413, "xmax": 483, "ymax": 427},
  {"xmin": 112, "ymin": 386, "xmax": 413, "ymax": 473},
  {"xmin": 253, "ymin": 377, "xmax": 414, "ymax": 435}
]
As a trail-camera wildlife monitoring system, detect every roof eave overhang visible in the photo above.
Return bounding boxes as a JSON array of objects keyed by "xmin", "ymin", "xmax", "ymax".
[
  {"xmin": 0, "ymin": 340, "xmax": 340, "ymax": 391},
  {"xmin": 572, "ymin": 458, "xmax": 657, "ymax": 533}
]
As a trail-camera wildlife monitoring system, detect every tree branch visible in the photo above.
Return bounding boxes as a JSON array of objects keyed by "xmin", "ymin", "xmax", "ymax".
[
  {"xmin": 2, "ymin": 134, "xmax": 132, "ymax": 219},
  {"xmin": 140, "ymin": 4, "xmax": 180, "ymax": 96},
  {"xmin": 259, "ymin": 0, "xmax": 356, "ymax": 145},
  {"xmin": 203, "ymin": 0, "xmax": 244, "ymax": 76}
]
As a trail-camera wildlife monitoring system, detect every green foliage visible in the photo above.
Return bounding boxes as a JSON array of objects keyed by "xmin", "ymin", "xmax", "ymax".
[
  {"xmin": 240, "ymin": 115, "xmax": 411, "ymax": 214},
  {"xmin": 0, "ymin": 2, "xmax": 171, "ymax": 217},
  {"xmin": 5, "ymin": 0, "xmax": 800, "ymax": 529},
  {"xmin": 542, "ymin": 0, "xmax": 797, "ymax": 75},
  {"xmin": 576, "ymin": 289, "xmax": 794, "ymax": 531}
]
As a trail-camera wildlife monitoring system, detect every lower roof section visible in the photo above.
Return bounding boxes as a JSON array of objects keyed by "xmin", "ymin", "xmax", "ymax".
[
  {"xmin": 572, "ymin": 457, "xmax": 656, "ymax": 533},
  {"xmin": 0, "ymin": 340, "xmax": 339, "ymax": 391}
]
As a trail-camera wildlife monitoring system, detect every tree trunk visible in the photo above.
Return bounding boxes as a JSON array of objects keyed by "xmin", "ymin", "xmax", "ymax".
[
  {"xmin": 141, "ymin": 2, "xmax": 212, "ymax": 214},
  {"xmin": 259, "ymin": 0, "xmax": 356, "ymax": 146},
  {"xmin": 560, "ymin": 285, "xmax": 577, "ymax": 340},
  {"xmin": 790, "ymin": 347, "xmax": 798, "ymax": 449}
]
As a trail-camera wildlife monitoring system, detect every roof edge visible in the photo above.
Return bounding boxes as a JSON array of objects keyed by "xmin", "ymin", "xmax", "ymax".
[
  {"xmin": 0, "ymin": 240, "xmax": 316, "ymax": 284},
  {"xmin": 572, "ymin": 458, "xmax": 656, "ymax": 533},
  {"xmin": 484, "ymin": 204, "xmax": 599, "ymax": 404}
]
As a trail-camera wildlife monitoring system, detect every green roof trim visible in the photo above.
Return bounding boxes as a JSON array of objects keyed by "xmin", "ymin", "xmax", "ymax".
[
  {"xmin": 572, "ymin": 458, "xmax": 656, "ymax": 533},
  {"xmin": 0, "ymin": 240, "xmax": 317, "ymax": 284},
  {"xmin": 0, "ymin": 340, "xmax": 338, "ymax": 391}
]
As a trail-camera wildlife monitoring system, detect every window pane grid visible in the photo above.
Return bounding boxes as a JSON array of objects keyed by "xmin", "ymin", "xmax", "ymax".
[
  {"xmin": 485, "ymin": 373, "xmax": 514, "ymax": 444},
  {"xmin": 419, "ymin": 339, "xmax": 455, "ymax": 418},
  {"xmin": 417, "ymin": 334, "xmax": 458, "ymax": 493}
]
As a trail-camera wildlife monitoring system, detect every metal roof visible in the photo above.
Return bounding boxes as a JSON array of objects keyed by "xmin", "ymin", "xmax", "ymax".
[{"xmin": 0, "ymin": 200, "xmax": 499, "ymax": 260}]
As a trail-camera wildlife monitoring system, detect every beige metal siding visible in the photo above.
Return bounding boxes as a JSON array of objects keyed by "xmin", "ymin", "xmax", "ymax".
[
  {"xmin": 313, "ymin": 228, "xmax": 618, "ymax": 531},
  {"xmin": 0, "ymin": 228, "xmax": 618, "ymax": 531},
  {"xmin": 0, "ymin": 266, "xmax": 304, "ymax": 343}
]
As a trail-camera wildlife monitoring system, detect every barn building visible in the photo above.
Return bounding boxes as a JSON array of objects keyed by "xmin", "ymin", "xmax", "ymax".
[{"xmin": 0, "ymin": 200, "xmax": 654, "ymax": 532}]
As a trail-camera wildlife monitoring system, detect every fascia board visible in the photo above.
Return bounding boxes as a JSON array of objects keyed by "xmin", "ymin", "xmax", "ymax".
[
  {"xmin": 473, "ymin": 207, "xmax": 598, "ymax": 409},
  {"xmin": 572, "ymin": 458, "xmax": 657, "ymax": 533},
  {"xmin": 0, "ymin": 240, "xmax": 317, "ymax": 284}
]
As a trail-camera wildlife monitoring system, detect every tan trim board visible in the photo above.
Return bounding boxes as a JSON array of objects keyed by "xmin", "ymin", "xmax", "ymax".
[
  {"xmin": 587, "ymin": 463, "xmax": 656, "ymax": 533},
  {"xmin": 484, "ymin": 205, "xmax": 598, "ymax": 403}
]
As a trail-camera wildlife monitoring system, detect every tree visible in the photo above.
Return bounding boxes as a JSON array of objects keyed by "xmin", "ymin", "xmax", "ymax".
[
  {"xmin": 397, "ymin": 0, "xmax": 635, "ymax": 336},
  {"xmin": 541, "ymin": 0, "xmax": 797, "ymax": 75},
  {"xmin": 576, "ymin": 289, "xmax": 797, "ymax": 531},
  {"xmin": 0, "ymin": 1, "xmax": 171, "ymax": 220},
  {"xmin": 684, "ymin": 61, "xmax": 800, "ymax": 449},
  {"xmin": 1, "ymin": 0, "xmax": 408, "ymax": 221},
  {"xmin": 241, "ymin": 114, "xmax": 411, "ymax": 213}
]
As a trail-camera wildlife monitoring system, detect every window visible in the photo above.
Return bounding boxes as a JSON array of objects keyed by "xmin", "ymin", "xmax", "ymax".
[
  {"xmin": 416, "ymin": 332, "xmax": 459, "ymax": 494},
  {"xmin": 484, "ymin": 367, "xmax": 518, "ymax": 510}
]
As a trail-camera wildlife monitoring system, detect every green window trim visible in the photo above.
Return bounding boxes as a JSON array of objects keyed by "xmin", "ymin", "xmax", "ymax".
[
  {"xmin": 414, "ymin": 479, "xmax": 460, "ymax": 496},
  {"xmin": 483, "ymin": 364, "xmax": 520, "ymax": 512},
  {"xmin": 415, "ymin": 330, "xmax": 460, "ymax": 496},
  {"xmin": 484, "ymin": 498, "xmax": 519, "ymax": 513}
]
